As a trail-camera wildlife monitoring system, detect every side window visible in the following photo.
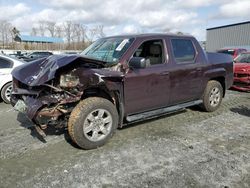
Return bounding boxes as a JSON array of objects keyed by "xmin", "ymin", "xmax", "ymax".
[
  {"xmin": 133, "ymin": 39, "xmax": 165, "ymax": 66},
  {"xmin": 171, "ymin": 39, "xmax": 196, "ymax": 63},
  {"xmin": 0, "ymin": 58, "xmax": 13, "ymax": 68}
]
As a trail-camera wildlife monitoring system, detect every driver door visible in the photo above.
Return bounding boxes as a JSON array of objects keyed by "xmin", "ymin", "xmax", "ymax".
[{"xmin": 123, "ymin": 39, "xmax": 170, "ymax": 115}]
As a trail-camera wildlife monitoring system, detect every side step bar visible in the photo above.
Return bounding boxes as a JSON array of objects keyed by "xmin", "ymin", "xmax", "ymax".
[{"xmin": 126, "ymin": 100, "xmax": 202, "ymax": 122}]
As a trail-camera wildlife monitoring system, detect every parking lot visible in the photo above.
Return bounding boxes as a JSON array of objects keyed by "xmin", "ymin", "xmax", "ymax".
[{"xmin": 0, "ymin": 90, "xmax": 249, "ymax": 187}]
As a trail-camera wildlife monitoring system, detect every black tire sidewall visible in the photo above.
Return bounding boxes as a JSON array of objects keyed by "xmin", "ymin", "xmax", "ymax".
[
  {"xmin": 202, "ymin": 81, "xmax": 223, "ymax": 112},
  {"xmin": 72, "ymin": 98, "xmax": 118, "ymax": 149},
  {"xmin": 1, "ymin": 82, "xmax": 12, "ymax": 104}
]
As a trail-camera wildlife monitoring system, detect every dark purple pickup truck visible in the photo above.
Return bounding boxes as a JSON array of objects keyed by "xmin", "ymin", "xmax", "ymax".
[{"xmin": 11, "ymin": 34, "xmax": 233, "ymax": 149}]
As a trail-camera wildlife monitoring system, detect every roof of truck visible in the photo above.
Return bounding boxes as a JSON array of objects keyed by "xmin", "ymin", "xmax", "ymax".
[{"xmin": 104, "ymin": 33, "xmax": 193, "ymax": 39}]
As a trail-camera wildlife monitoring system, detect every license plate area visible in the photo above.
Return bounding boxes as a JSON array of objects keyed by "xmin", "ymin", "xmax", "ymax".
[{"xmin": 14, "ymin": 100, "xmax": 27, "ymax": 113}]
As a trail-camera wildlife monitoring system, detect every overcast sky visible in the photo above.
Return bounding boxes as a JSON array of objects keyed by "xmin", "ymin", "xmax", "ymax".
[{"xmin": 0, "ymin": 0, "xmax": 249, "ymax": 41}]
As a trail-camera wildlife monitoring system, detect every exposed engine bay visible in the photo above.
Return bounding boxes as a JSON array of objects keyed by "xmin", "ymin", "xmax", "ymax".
[{"xmin": 11, "ymin": 55, "xmax": 124, "ymax": 137}]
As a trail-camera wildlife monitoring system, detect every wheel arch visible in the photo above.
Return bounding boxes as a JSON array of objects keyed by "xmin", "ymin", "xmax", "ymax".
[
  {"xmin": 209, "ymin": 76, "xmax": 226, "ymax": 97},
  {"xmin": 81, "ymin": 86, "xmax": 124, "ymax": 128},
  {"xmin": 0, "ymin": 81, "xmax": 13, "ymax": 103},
  {"xmin": 0, "ymin": 81, "xmax": 12, "ymax": 95},
  {"xmin": 204, "ymin": 68, "xmax": 226, "ymax": 97}
]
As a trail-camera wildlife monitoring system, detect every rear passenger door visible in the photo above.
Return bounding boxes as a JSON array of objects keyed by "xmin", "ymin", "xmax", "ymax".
[{"xmin": 167, "ymin": 38, "xmax": 203, "ymax": 105}]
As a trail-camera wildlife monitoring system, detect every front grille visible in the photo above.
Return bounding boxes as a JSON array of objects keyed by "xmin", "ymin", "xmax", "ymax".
[
  {"xmin": 18, "ymin": 81, "xmax": 30, "ymax": 90},
  {"xmin": 13, "ymin": 77, "xmax": 30, "ymax": 90},
  {"xmin": 234, "ymin": 73, "xmax": 249, "ymax": 78},
  {"xmin": 12, "ymin": 77, "xmax": 41, "ymax": 97}
]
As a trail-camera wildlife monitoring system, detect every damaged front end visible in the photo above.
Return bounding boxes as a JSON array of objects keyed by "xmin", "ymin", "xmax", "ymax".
[
  {"xmin": 232, "ymin": 72, "xmax": 250, "ymax": 91},
  {"xmin": 11, "ymin": 55, "xmax": 124, "ymax": 137},
  {"xmin": 12, "ymin": 77, "xmax": 83, "ymax": 131},
  {"xmin": 232, "ymin": 64, "xmax": 250, "ymax": 91}
]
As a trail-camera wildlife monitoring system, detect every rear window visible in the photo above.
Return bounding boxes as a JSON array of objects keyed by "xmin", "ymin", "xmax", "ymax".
[
  {"xmin": 0, "ymin": 57, "xmax": 13, "ymax": 68},
  {"xmin": 171, "ymin": 39, "xmax": 196, "ymax": 63}
]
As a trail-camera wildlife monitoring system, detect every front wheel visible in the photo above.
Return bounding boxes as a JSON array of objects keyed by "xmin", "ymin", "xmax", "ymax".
[
  {"xmin": 1, "ymin": 82, "xmax": 12, "ymax": 104},
  {"xmin": 201, "ymin": 80, "xmax": 223, "ymax": 112},
  {"xmin": 68, "ymin": 97, "xmax": 118, "ymax": 149}
]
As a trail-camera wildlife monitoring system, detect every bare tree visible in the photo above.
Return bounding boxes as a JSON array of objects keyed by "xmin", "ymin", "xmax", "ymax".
[
  {"xmin": 38, "ymin": 20, "xmax": 46, "ymax": 36},
  {"xmin": 70, "ymin": 23, "xmax": 88, "ymax": 50},
  {"xmin": 10, "ymin": 27, "xmax": 20, "ymax": 48},
  {"xmin": 87, "ymin": 25, "xmax": 105, "ymax": 42},
  {"xmin": 72, "ymin": 23, "xmax": 87, "ymax": 42},
  {"xmin": 30, "ymin": 27, "xmax": 38, "ymax": 36},
  {"xmin": 95, "ymin": 25, "xmax": 105, "ymax": 38},
  {"xmin": 0, "ymin": 20, "xmax": 13, "ymax": 48},
  {"xmin": 162, "ymin": 27, "xmax": 171, "ymax": 33},
  {"xmin": 176, "ymin": 31, "xmax": 184, "ymax": 35},
  {"xmin": 72, "ymin": 23, "xmax": 81, "ymax": 43},
  {"xmin": 55, "ymin": 25, "xmax": 63, "ymax": 38},
  {"xmin": 0, "ymin": 20, "xmax": 103, "ymax": 50},
  {"xmin": 12, "ymin": 27, "xmax": 20, "ymax": 36},
  {"xmin": 45, "ymin": 21, "xmax": 56, "ymax": 37},
  {"xmin": 63, "ymin": 21, "xmax": 74, "ymax": 46},
  {"xmin": 80, "ymin": 25, "xmax": 87, "ymax": 43}
]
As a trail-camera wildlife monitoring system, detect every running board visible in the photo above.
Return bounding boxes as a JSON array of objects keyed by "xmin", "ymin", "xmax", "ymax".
[{"xmin": 126, "ymin": 100, "xmax": 202, "ymax": 122}]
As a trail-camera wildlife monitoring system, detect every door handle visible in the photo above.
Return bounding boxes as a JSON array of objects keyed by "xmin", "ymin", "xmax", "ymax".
[
  {"xmin": 196, "ymin": 67, "xmax": 202, "ymax": 71},
  {"xmin": 160, "ymin": 71, "xmax": 169, "ymax": 76}
]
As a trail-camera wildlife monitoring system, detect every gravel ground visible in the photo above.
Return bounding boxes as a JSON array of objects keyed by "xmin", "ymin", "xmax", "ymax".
[{"xmin": 0, "ymin": 90, "xmax": 249, "ymax": 188}]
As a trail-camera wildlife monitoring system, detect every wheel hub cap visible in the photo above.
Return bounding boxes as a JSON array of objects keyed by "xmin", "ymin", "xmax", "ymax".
[
  {"xmin": 209, "ymin": 87, "xmax": 220, "ymax": 107},
  {"xmin": 5, "ymin": 85, "xmax": 12, "ymax": 102},
  {"xmin": 83, "ymin": 109, "xmax": 112, "ymax": 142}
]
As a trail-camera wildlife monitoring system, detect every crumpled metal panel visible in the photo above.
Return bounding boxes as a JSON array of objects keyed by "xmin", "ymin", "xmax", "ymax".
[{"xmin": 11, "ymin": 55, "xmax": 107, "ymax": 86}]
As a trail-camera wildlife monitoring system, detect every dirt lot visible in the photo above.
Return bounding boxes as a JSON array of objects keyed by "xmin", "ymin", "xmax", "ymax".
[{"xmin": 0, "ymin": 90, "xmax": 249, "ymax": 188}]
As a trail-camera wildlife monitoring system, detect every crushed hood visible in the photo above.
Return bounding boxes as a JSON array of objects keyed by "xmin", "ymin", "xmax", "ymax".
[{"xmin": 11, "ymin": 55, "xmax": 107, "ymax": 86}]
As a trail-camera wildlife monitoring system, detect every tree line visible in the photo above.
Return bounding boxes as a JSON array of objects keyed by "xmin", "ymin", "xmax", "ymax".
[{"xmin": 0, "ymin": 20, "xmax": 106, "ymax": 51}]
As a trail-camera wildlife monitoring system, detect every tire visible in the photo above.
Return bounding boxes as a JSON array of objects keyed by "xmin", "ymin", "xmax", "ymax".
[
  {"xmin": 1, "ymin": 82, "xmax": 12, "ymax": 104},
  {"xmin": 201, "ymin": 80, "xmax": 223, "ymax": 112},
  {"xmin": 68, "ymin": 97, "xmax": 118, "ymax": 149}
]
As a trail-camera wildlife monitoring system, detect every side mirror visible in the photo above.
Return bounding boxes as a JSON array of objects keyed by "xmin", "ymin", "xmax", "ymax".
[{"xmin": 129, "ymin": 57, "xmax": 148, "ymax": 69}]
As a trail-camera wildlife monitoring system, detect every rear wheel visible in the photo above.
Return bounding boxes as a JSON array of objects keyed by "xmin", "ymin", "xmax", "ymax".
[
  {"xmin": 68, "ymin": 97, "xmax": 118, "ymax": 149},
  {"xmin": 1, "ymin": 82, "xmax": 12, "ymax": 104},
  {"xmin": 201, "ymin": 80, "xmax": 223, "ymax": 112}
]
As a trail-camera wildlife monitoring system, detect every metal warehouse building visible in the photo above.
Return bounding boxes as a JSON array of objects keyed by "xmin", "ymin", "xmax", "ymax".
[{"xmin": 206, "ymin": 21, "xmax": 250, "ymax": 52}]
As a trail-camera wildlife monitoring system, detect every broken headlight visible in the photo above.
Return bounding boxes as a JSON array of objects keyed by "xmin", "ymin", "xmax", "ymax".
[{"xmin": 60, "ymin": 73, "xmax": 80, "ymax": 88}]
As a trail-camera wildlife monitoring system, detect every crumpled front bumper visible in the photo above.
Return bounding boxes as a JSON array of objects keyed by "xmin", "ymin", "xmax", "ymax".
[
  {"xmin": 231, "ymin": 84, "xmax": 250, "ymax": 91},
  {"xmin": 11, "ymin": 93, "xmax": 80, "ymax": 126},
  {"xmin": 11, "ymin": 95, "xmax": 45, "ymax": 120},
  {"xmin": 231, "ymin": 73, "xmax": 250, "ymax": 91}
]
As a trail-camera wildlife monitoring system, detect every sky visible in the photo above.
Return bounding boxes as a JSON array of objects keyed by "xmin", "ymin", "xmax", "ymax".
[{"xmin": 0, "ymin": 0, "xmax": 249, "ymax": 41}]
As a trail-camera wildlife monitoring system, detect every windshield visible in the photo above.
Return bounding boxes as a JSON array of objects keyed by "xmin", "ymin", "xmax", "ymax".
[
  {"xmin": 217, "ymin": 49, "xmax": 235, "ymax": 56},
  {"xmin": 81, "ymin": 37, "xmax": 134, "ymax": 64},
  {"xmin": 235, "ymin": 53, "xmax": 250, "ymax": 63}
]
